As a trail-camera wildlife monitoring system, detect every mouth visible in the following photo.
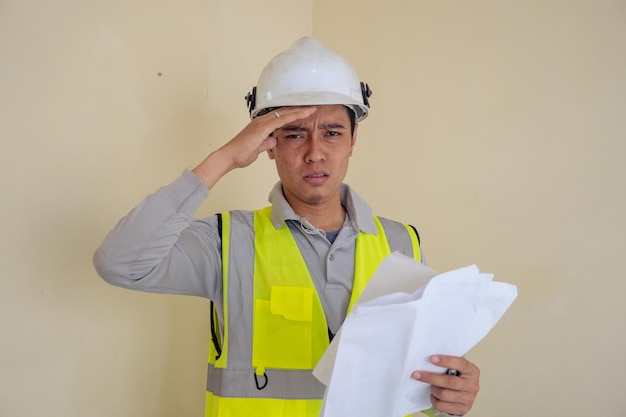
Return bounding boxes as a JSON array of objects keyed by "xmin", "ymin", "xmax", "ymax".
[
  {"xmin": 304, "ymin": 173, "xmax": 328, "ymax": 179},
  {"xmin": 303, "ymin": 172, "xmax": 329, "ymax": 184}
]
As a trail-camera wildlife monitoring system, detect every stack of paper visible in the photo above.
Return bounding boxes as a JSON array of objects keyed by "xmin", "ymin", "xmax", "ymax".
[{"xmin": 313, "ymin": 252, "xmax": 517, "ymax": 417}]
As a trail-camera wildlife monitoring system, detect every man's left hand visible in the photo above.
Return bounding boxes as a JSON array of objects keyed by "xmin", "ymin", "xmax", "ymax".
[{"xmin": 411, "ymin": 355, "xmax": 480, "ymax": 416}]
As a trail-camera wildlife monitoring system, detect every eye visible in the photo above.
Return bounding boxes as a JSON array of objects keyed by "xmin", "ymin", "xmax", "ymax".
[
  {"xmin": 285, "ymin": 133, "xmax": 304, "ymax": 139},
  {"xmin": 326, "ymin": 131, "xmax": 341, "ymax": 137}
]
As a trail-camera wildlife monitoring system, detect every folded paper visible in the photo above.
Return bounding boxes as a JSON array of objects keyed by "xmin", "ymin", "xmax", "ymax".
[{"xmin": 313, "ymin": 252, "xmax": 517, "ymax": 417}]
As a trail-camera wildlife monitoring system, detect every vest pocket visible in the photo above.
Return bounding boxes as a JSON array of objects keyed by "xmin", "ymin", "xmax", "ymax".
[{"xmin": 253, "ymin": 286, "xmax": 313, "ymax": 370}]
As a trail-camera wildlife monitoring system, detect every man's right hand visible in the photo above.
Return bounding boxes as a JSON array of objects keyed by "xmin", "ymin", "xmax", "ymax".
[{"xmin": 192, "ymin": 106, "xmax": 317, "ymax": 189}]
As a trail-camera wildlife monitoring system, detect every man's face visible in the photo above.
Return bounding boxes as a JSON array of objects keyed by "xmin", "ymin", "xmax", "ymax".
[{"xmin": 267, "ymin": 104, "xmax": 357, "ymax": 209}]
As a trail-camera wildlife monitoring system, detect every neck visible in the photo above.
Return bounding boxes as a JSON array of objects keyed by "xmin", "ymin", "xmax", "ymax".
[{"xmin": 288, "ymin": 198, "xmax": 346, "ymax": 231}]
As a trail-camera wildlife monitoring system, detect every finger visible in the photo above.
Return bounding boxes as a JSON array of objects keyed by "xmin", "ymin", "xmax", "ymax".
[
  {"xmin": 412, "ymin": 369, "xmax": 473, "ymax": 393},
  {"xmin": 431, "ymin": 382, "xmax": 475, "ymax": 404},
  {"xmin": 236, "ymin": 107, "xmax": 315, "ymax": 146},
  {"xmin": 261, "ymin": 106, "xmax": 317, "ymax": 132},
  {"xmin": 270, "ymin": 106, "xmax": 317, "ymax": 119},
  {"xmin": 430, "ymin": 355, "xmax": 480, "ymax": 379},
  {"xmin": 411, "ymin": 357, "xmax": 479, "ymax": 395},
  {"xmin": 412, "ymin": 356, "xmax": 480, "ymax": 416},
  {"xmin": 429, "ymin": 370, "xmax": 477, "ymax": 416},
  {"xmin": 257, "ymin": 136, "xmax": 276, "ymax": 153},
  {"xmin": 430, "ymin": 393, "xmax": 472, "ymax": 417},
  {"xmin": 411, "ymin": 356, "xmax": 479, "ymax": 384}
]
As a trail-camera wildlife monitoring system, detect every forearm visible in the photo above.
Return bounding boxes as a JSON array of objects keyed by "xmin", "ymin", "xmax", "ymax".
[
  {"xmin": 93, "ymin": 170, "xmax": 218, "ymax": 296},
  {"xmin": 192, "ymin": 148, "xmax": 237, "ymax": 190}
]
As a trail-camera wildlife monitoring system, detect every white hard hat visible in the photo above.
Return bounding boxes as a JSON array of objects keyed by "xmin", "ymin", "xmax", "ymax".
[{"xmin": 245, "ymin": 37, "xmax": 372, "ymax": 122}]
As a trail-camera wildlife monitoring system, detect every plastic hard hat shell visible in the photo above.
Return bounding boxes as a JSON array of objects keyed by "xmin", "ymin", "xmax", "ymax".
[{"xmin": 249, "ymin": 37, "xmax": 370, "ymax": 122}]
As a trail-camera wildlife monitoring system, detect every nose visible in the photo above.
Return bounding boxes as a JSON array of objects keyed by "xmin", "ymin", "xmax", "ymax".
[{"xmin": 304, "ymin": 135, "xmax": 326, "ymax": 163}]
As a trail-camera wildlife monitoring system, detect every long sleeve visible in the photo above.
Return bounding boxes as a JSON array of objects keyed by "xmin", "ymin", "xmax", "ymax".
[{"xmin": 93, "ymin": 169, "xmax": 222, "ymax": 299}]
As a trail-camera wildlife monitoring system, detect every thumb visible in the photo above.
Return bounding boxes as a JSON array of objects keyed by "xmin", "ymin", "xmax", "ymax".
[{"xmin": 258, "ymin": 136, "xmax": 277, "ymax": 153}]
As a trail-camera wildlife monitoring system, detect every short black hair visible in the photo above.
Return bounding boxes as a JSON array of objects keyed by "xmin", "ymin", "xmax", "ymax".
[{"xmin": 346, "ymin": 106, "xmax": 356, "ymax": 136}]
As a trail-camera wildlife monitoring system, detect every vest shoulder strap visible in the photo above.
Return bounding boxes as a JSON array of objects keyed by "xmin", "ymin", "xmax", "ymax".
[
  {"xmin": 377, "ymin": 216, "xmax": 422, "ymax": 262},
  {"xmin": 210, "ymin": 213, "xmax": 223, "ymax": 360}
]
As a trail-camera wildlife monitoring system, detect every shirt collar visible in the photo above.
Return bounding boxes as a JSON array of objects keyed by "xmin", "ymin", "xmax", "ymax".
[{"xmin": 267, "ymin": 182, "xmax": 378, "ymax": 234}]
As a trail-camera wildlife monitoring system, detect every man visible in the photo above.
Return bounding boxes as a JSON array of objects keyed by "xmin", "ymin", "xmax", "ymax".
[{"xmin": 94, "ymin": 37, "xmax": 480, "ymax": 417}]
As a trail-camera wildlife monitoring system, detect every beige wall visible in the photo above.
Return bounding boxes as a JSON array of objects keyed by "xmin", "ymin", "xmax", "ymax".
[
  {"xmin": 315, "ymin": 1, "xmax": 626, "ymax": 415},
  {"xmin": 1, "ymin": 1, "xmax": 624, "ymax": 416}
]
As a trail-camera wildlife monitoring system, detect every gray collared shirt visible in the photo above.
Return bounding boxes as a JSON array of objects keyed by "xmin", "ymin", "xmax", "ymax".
[{"xmin": 94, "ymin": 169, "xmax": 422, "ymax": 334}]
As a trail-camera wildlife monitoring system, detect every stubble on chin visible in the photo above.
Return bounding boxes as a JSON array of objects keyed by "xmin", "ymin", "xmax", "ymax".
[{"xmin": 306, "ymin": 194, "xmax": 323, "ymax": 205}]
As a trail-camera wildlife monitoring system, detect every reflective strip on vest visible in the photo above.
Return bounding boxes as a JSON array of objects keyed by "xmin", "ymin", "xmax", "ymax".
[
  {"xmin": 207, "ymin": 363, "xmax": 325, "ymax": 399},
  {"xmin": 206, "ymin": 207, "xmax": 420, "ymax": 415}
]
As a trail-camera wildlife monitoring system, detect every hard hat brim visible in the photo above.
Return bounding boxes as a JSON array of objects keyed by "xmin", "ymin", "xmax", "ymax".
[{"xmin": 251, "ymin": 91, "xmax": 369, "ymax": 122}]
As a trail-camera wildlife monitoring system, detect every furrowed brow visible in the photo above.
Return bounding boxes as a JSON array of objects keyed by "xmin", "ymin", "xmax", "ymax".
[
  {"xmin": 279, "ymin": 125, "xmax": 309, "ymax": 132},
  {"xmin": 320, "ymin": 123, "xmax": 347, "ymax": 130},
  {"xmin": 278, "ymin": 123, "xmax": 346, "ymax": 132}
]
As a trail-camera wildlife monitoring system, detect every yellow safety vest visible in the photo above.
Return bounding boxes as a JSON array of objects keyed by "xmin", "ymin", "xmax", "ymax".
[{"xmin": 206, "ymin": 207, "xmax": 421, "ymax": 416}]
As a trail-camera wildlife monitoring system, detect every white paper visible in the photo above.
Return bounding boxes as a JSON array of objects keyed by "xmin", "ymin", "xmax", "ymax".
[
  {"xmin": 314, "ymin": 252, "xmax": 517, "ymax": 417},
  {"xmin": 313, "ymin": 252, "xmax": 437, "ymax": 386}
]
